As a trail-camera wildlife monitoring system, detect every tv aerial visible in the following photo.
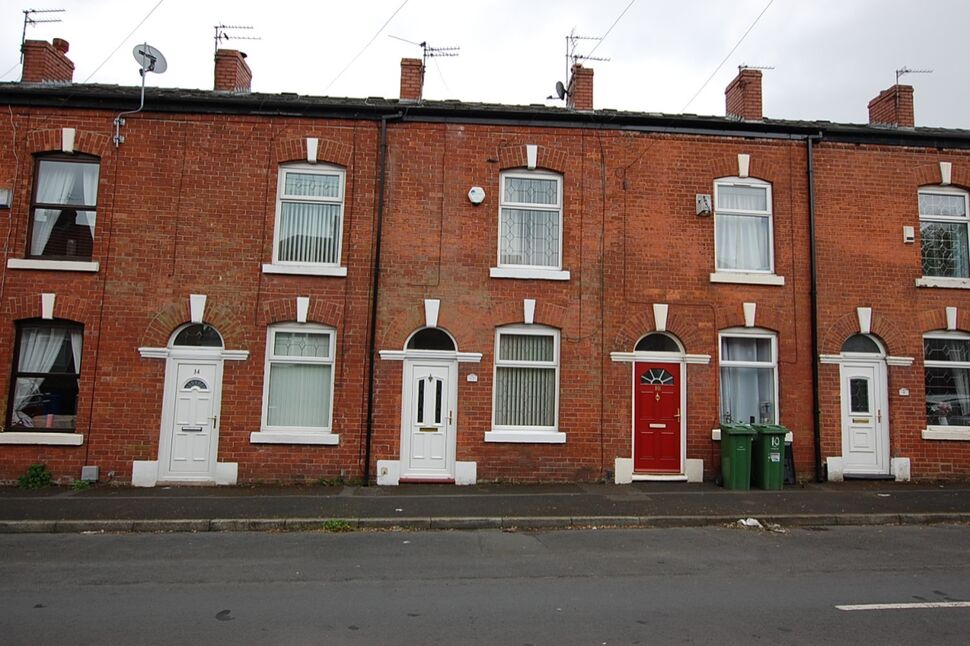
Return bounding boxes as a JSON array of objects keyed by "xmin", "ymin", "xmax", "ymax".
[
  {"xmin": 214, "ymin": 24, "xmax": 261, "ymax": 55},
  {"xmin": 548, "ymin": 30, "xmax": 610, "ymax": 102},
  {"xmin": 113, "ymin": 44, "xmax": 168, "ymax": 147},
  {"xmin": 388, "ymin": 35, "xmax": 459, "ymax": 68},
  {"xmin": 20, "ymin": 8, "xmax": 65, "ymax": 62},
  {"xmin": 896, "ymin": 67, "xmax": 933, "ymax": 84}
]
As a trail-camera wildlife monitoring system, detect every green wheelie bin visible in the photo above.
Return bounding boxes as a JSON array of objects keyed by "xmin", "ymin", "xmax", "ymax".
[
  {"xmin": 751, "ymin": 424, "xmax": 788, "ymax": 490},
  {"xmin": 719, "ymin": 423, "xmax": 756, "ymax": 490}
]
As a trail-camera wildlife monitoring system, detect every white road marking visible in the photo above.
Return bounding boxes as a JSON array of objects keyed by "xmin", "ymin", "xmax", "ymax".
[{"xmin": 836, "ymin": 601, "xmax": 970, "ymax": 611}]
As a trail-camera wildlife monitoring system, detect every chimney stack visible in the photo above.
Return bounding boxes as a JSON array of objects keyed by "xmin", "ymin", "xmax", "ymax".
[
  {"xmin": 725, "ymin": 68, "xmax": 763, "ymax": 121},
  {"xmin": 400, "ymin": 58, "xmax": 424, "ymax": 101},
  {"xmin": 567, "ymin": 64, "xmax": 594, "ymax": 111},
  {"xmin": 21, "ymin": 38, "xmax": 74, "ymax": 84},
  {"xmin": 214, "ymin": 49, "xmax": 252, "ymax": 93},
  {"xmin": 868, "ymin": 85, "xmax": 914, "ymax": 128}
]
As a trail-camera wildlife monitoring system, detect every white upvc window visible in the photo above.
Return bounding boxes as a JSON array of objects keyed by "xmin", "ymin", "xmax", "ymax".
[
  {"xmin": 265, "ymin": 163, "xmax": 346, "ymax": 275},
  {"xmin": 714, "ymin": 178, "xmax": 774, "ymax": 274},
  {"xmin": 919, "ymin": 188, "xmax": 969, "ymax": 279},
  {"xmin": 923, "ymin": 332, "xmax": 970, "ymax": 430},
  {"xmin": 719, "ymin": 328, "xmax": 778, "ymax": 424},
  {"xmin": 491, "ymin": 325, "xmax": 560, "ymax": 434},
  {"xmin": 498, "ymin": 171, "xmax": 563, "ymax": 270},
  {"xmin": 260, "ymin": 324, "xmax": 336, "ymax": 435}
]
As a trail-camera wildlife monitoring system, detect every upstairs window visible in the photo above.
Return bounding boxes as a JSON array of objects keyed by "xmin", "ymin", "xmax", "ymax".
[
  {"xmin": 272, "ymin": 164, "xmax": 345, "ymax": 267},
  {"xmin": 919, "ymin": 188, "xmax": 969, "ymax": 279},
  {"xmin": 714, "ymin": 179, "xmax": 773, "ymax": 273},
  {"xmin": 498, "ymin": 171, "xmax": 563, "ymax": 269},
  {"xmin": 29, "ymin": 156, "xmax": 99, "ymax": 260},
  {"xmin": 9, "ymin": 320, "xmax": 82, "ymax": 431}
]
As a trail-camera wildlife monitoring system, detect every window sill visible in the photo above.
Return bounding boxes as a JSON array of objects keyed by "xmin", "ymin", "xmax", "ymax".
[
  {"xmin": 484, "ymin": 430, "xmax": 566, "ymax": 444},
  {"xmin": 490, "ymin": 267, "xmax": 571, "ymax": 281},
  {"xmin": 921, "ymin": 427, "xmax": 970, "ymax": 441},
  {"xmin": 915, "ymin": 276, "xmax": 970, "ymax": 289},
  {"xmin": 7, "ymin": 258, "xmax": 99, "ymax": 272},
  {"xmin": 250, "ymin": 431, "xmax": 339, "ymax": 445},
  {"xmin": 0, "ymin": 432, "xmax": 84, "ymax": 446},
  {"xmin": 709, "ymin": 271, "xmax": 785, "ymax": 286},
  {"xmin": 262, "ymin": 263, "xmax": 347, "ymax": 277}
]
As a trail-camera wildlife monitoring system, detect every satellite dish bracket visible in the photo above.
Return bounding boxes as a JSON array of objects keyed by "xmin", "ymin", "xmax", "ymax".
[{"xmin": 114, "ymin": 43, "xmax": 168, "ymax": 147}]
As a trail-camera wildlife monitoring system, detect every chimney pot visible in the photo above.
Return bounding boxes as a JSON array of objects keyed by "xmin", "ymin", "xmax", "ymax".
[
  {"xmin": 725, "ymin": 69, "xmax": 763, "ymax": 121},
  {"xmin": 868, "ymin": 84, "xmax": 914, "ymax": 128},
  {"xmin": 566, "ymin": 64, "xmax": 594, "ymax": 111},
  {"xmin": 399, "ymin": 58, "xmax": 424, "ymax": 101},
  {"xmin": 213, "ymin": 49, "xmax": 252, "ymax": 93},
  {"xmin": 21, "ymin": 38, "xmax": 75, "ymax": 84}
]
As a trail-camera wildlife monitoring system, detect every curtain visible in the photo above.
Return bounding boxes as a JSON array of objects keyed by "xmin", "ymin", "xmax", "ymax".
[
  {"xmin": 13, "ymin": 327, "xmax": 68, "ymax": 416},
  {"xmin": 70, "ymin": 329, "xmax": 83, "ymax": 371},
  {"xmin": 495, "ymin": 334, "xmax": 556, "ymax": 427},
  {"xmin": 267, "ymin": 363, "xmax": 331, "ymax": 427},
  {"xmin": 278, "ymin": 202, "xmax": 340, "ymax": 264},
  {"xmin": 716, "ymin": 214, "xmax": 770, "ymax": 271},
  {"xmin": 30, "ymin": 163, "xmax": 76, "ymax": 255},
  {"xmin": 720, "ymin": 337, "xmax": 775, "ymax": 423},
  {"xmin": 80, "ymin": 164, "xmax": 99, "ymax": 238},
  {"xmin": 500, "ymin": 208, "xmax": 559, "ymax": 267}
]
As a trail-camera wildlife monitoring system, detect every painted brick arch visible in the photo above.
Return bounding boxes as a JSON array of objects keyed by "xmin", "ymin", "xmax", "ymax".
[
  {"xmin": 917, "ymin": 307, "xmax": 970, "ymax": 335},
  {"xmin": 708, "ymin": 153, "xmax": 782, "ymax": 183},
  {"xmin": 275, "ymin": 136, "xmax": 353, "ymax": 167},
  {"xmin": 914, "ymin": 162, "xmax": 970, "ymax": 190},
  {"xmin": 820, "ymin": 310, "xmax": 907, "ymax": 356},
  {"xmin": 613, "ymin": 309, "xmax": 706, "ymax": 354},
  {"xmin": 5, "ymin": 294, "xmax": 94, "ymax": 325},
  {"xmin": 258, "ymin": 297, "xmax": 342, "ymax": 328},
  {"xmin": 24, "ymin": 128, "xmax": 111, "ymax": 158},
  {"xmin": 498, "ymin": 144, "xmax": 569, "ymax": 174},
  {"xmin": 140, "ymin": 299, "xmax": 247, "ymax": 349}
]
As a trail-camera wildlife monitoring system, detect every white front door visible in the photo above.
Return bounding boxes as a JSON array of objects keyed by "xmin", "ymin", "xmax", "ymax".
[
  {"xmin": 401, "ymin": 360, "xmax": 457, "ymax": 480},
  {"xmin": 161, "ymin": 360, "xmax": 221, "ymax": 480},
  {"xmin": 840, "ymin": 361, "xmax": 889, "ymax": 475}
]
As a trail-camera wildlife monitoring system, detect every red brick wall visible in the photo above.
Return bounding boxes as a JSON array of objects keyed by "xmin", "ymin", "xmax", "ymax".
[
  {"xmin": 725, "ymin": 69, "xmax": 763, "ymax": 121},
  {"xmin": 21, "ymin": 39, "xmax": 74, "ymax": 84},
  {"xmin": 213, "ymin": 50, "xmax": 252, "ymax": 93},
  {"xmin": 400, "ymin": 58, "xmax": 424, "ymax": 101},
  {"xmin": 867, "ymin": 85, "xmax": 914, "ymax": 128}
]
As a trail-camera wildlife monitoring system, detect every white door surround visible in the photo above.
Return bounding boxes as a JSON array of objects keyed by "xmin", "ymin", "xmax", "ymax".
[
  {"xmin": 839, "ymin": 359, "xmax": 890, "ymax": 476},
  {"xmin": 400, "ymin": 358, "xmax": 458, "ymax": 481}
]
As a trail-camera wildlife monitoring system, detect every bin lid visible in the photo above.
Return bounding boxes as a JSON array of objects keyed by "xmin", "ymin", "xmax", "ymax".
[
  {"xmin": 751, "ymin": 423, "xmax": 788, "ymax": 434},
  {"xmin": 720, "ymin": 422, "xmax": 756, "ymax": 435}
]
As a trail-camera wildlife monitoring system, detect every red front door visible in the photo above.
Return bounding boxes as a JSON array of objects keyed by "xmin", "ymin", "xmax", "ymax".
[{"xmin": 634, "ymin": 362, "xmax": 681, "ymax": 473}]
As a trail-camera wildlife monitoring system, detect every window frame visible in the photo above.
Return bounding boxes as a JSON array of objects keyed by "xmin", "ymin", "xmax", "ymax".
[
  {"xmin": 259, "ymin": 323, "xmax": 337, "ymax": 436},
  {"xmin": 267, "ymin": 163, "xmax": 347, "ymax": 274},
  {"xmin": 27, "ymin": 154, "xmax": 100, "ymax": 262},
  {"xmin": 7, "ymin": 319, "xmax": 83, "ymax": 433},
  {"xmin": 490, "ymin": 324, "xmax": 561, "ymax": 435},
  {"xmin": 713, "ymin": 177, "xmax": 775, "ymax": 275},
  {"xmin": 918, "ymin": 186, "xmax": 970, "ymax": 280},
  {"xmin": 922, "ymin": 330, "xmax": 970, "ymax": 432},
  {"xmin": 496, "ymin": 170, "xmax": 564, "ymax": 272},
  {"xmin": 718, "ymin": 327, "xmax": 779, "ymax": 424}
]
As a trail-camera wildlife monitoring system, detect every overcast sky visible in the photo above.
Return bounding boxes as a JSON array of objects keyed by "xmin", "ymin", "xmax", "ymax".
[{"xmin": 1, "ymin": 0, "xmax": 968, "ymax": 128}]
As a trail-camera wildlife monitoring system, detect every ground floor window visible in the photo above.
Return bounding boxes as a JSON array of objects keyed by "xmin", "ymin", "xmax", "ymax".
[
  {"xmin": 492, "ymin": 325, "xmax": 559, "ymax": 431},
  {"xmin": 719, "ymin": 329, "xmax": 777, "ymax": 424},
  {"xmin": 9, "ymin": 320, "xmax": 82, "ymax": 430},
  {"xmin": 924, "ymin": 332, "xmax": 970, "ymax": 427},
  {"xmin": 261, "ymin": 324, "xmax": 335, "ymax": 433}
]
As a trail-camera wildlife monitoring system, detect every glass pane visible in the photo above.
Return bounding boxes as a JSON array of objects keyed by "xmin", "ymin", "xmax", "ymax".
[
  {"xmin": 504, "ymin": 177, "xmax": 558, "ymax": 205},
  {"xmin": 30, "ymin": 208, "xmax": 96, "ymax": 258},
  {"xmin": 920, "ymin": 221, "xmax": 969, "ymax": 278},
  {"xmin": 406, "ymin": 328, "xmax": 456, "ymax": 351},
  {"xmin": 283, "ymin": 172, "xmax": 340, "ymax": 199},
  {"xmin": 718, "ymin": 185, "xmax": 767, "ymax": 211},
  {"xmin": 278, "ymin": 202, "xmax": 341, "ymax": 264},
  {"xmin": 435, "ymin": 379, "xmax": 443, "ymax": 424},
  {"xmin": 18, "ymin": 326, "xmax": 75, "ymax": 372},
  {"xmin": 173, "ymin": 324, "xmax": 223, "ymax": 347},
  {"xmin": 182, "ymin": 378, "xmax": 208, "ymax": 391},
  {"xmin": 500, "ymin": 208, "xmax": 560, "ymax": 267},
  {"xmin": 715, "ymin": 213, "xmax": 770, "ymax": 271},
  {"xmin": 721, "ymin": 337, "xmax": 773, "ymax": 363},
  {"xmin": 267, "ymin": 363, "xmax": 331, "ymax": 427},
  {"xmin": 924, "ymin": 338, "xmax": 970, "ymax": 363},
  {"xmin": 849, "ymin": 378, "xmax": 870, "ymax": 413},
  {"xmin": 842, "ymin": 334, "xmax": 880, "ymax": 353},
  {"xmin": 416, "ymin": 379, "xmax": 425, "ymax": 424},
  {"xmin": 720, "ymin": 366, "xmax": 774, "ymax": 423},
  {"xmin": 635, "ymin": 334, "xmax": 679, "ymax": 353},
  {"xmin": 925, "ymin": 366, "xmax": 970, "ymax": 426},
  {"xmin": 494, "ymin": 366, "xmax": 556, "ymax": 426},
  {"xmin": 274, "ymin": 331, "xmax": 330, "ymax": 358},
  {"xmin": 36, "ymin": 160, "xmax": 99, "ymax": 207},
  {"xmin": 10, "ymin": 375, "xmax": 78, "ymax": 429},
  {"xmin": 640, "ymin": 368, "xmax": 674, "ymax": 385},
  {"xmin": 920, "ymin": 193, "xmax": 967, "ymax": 217},
  {"xmin": 499, "ymin": 334, "xmax": 554, "ymax": 362}
]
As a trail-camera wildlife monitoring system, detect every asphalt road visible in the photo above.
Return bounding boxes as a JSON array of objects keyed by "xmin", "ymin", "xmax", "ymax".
[{"xmin": 2, "ymin": 525, "xmax": 969, "ymax": 645}]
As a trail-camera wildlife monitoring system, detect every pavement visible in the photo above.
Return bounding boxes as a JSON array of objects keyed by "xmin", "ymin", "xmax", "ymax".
[{"xmin": 1, "ymin": 480, "xmax": 969, "ymax": 534}]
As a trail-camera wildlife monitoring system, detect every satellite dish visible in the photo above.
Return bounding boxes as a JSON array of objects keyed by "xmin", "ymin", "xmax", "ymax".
[
  {"xmin": 555, "ymin": 80, "xmax": 568, "ymax": 100},
  {"xmin": 132, "ymin": 43, "xmax": 167, "ymax": 74}
]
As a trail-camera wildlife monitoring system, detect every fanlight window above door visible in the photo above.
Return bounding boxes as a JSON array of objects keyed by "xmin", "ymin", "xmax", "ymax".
[{"xmin": 640, "ymin": 368, "xmax": 674, "ymax": 385}]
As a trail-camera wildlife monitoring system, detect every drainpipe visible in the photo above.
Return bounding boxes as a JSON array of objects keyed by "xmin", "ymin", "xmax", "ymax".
[
  {"xmin": 363, "ymin": 112, "xmax": 403, "ymax": 486},
  {"xmin": 807, "ymin": 131, "xmax": 824, "ymax": 482}
]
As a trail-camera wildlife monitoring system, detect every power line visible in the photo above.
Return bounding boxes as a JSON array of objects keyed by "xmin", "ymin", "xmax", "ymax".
[
  {"xmin": 325, "ymin": 0, "xmax": 410, "ymax": 92},
  {"xmin": 680, "ymin": 0, "xmax": 774, "ymax": 112},
  {"xmin": 0, "ymin": 62, "xmax": 20, "ymax": 81},
  {"xmin": 587, "ymin": 0, "xmax": 636, "ymax": 59},
  {"xmin": 82, "ymin": 0, "xmax": 167, "ymax": 83}
]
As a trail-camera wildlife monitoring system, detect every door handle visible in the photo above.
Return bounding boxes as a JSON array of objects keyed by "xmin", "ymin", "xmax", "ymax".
[
  {"xmin": 674, "ymin": 408, "xmax": 681, "ymax": 420},
  {"xmin": 448, "ymin": 410, "xmax": 453, "ymax": 425},
  {"xmin": 877, "ymin": 410, "xmax": 881, "ymax": 423},
  {"xmin": 210, "ymin": 416, "xmax": 218, "ymax": 428}
]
